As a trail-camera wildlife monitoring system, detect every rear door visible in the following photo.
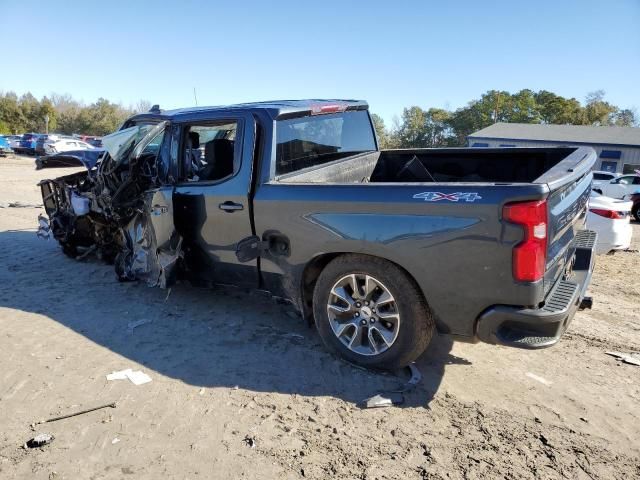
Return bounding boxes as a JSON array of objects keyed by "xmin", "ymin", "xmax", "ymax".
[{"xmin": 172, "ymin": 113, "xmax": 258, "ymax": 287}]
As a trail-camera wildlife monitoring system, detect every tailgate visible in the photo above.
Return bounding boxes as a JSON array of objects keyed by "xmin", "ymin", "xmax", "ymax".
[{"xmin": 539, "ymin": 147, "xmax": 596, "ymax": 293}]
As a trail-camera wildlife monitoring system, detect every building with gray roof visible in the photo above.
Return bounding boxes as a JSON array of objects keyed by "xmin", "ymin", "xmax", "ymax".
[{"xmin": 468, "ymin": 123, "xmax": 640, "ymax": 173}]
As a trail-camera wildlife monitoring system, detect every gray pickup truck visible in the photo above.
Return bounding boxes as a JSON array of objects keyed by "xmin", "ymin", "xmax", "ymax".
[{"xmin": 38, "ymin": 100, "xmax": 597, "ymax": 368}]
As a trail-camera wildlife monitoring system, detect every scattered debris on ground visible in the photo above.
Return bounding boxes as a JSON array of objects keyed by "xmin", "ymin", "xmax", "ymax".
[
  {"xmin": 1, "ymin": 157, "xmax": 639, "ymax": 479},
  {"xmin": 605, "ymin": 350, "xmax": 640, "ymax": 366},
  {"xmin": 525, "ymin": 372, "xmax": 552, "ymax": 385},
  {"xmin": 106, "ymin": 368, "xmax": 152, "ymax": 385},
  {"xmin": 33, "ymin": 402, "xmax": 117, "ymax": 426},
  {"xmin": 24, "ymin": 433, "xmax": 54, "ymax": 449},
  {"xmin": 242, "ymin": 435, "xmax": 256, "ymax": 449},
  {"xmin": 360, "ymin": 362, "xmax": 423, "ymax": 408}
]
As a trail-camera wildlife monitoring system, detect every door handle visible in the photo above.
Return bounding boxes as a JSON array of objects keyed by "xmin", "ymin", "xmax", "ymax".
[{"xmin": 219, "ymin": 201, "xmax": 244, "ymax": 212}]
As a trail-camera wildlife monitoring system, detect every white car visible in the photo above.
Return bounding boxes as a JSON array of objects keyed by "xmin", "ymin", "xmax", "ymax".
[
  {"xmin": 7, "ymin": 135, "xmax": 23, "ymax": 150},
  {"xmin": 592, "ymin": 170, "xmax": 620, "ymax": 186},
  {"xmin": 596, "ymin": 174, "xmax": 640, "ymax": 199},
  {"xmin": 44, "ymin": 138, "xmax": 95, "ymax": 155},
  {"xmin": 586, "ymin": 192, "xmax": 633, "ymax": 254}
]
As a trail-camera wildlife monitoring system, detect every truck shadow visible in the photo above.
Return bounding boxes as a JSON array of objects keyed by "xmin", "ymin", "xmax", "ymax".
[{"xmin": 0, "ymin": 229, "xmax": 472, "ymax": 408}]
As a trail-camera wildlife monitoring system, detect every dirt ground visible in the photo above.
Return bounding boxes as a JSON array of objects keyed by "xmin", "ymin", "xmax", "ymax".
[{"xmin": 0, "ymin": 154, "xmax": 639, "ymax": 479}]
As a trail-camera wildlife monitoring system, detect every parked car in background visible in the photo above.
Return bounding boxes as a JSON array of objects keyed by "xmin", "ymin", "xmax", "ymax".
[
  {"xmin": 597, "ymin": 174, "xmax": 640, "ymax": 199},
  {"xmin": 628, "ymin": 191, "xmax": 640, "ymax": 222},
  {"xmin": 592, "ymin": 170, "xmax": 620, "ymax": 186},
  {"xmin": 0, "ymin": 136, "xmax": 12, "ymax": 156},
  {"xmin": 7, "ymin": 135, "xmax": 23, "ymax": 150},
  {"xmin": 87, "ymin": 137, "xmax": 103, "ymax": 148},
  {"xmin": 15, "ymin": 133, "xmax": 38, "ymax": 155},
  {"xmin": 44, "ymin": 138, "xmax": 95, "ymax": 155},
  {"xmin": 35, "ymin": 134, "xmax": 63, "ymax": 156},
  {"xmin": 587, "ymin": 191, "xmax": 633, "ymax": 254}
]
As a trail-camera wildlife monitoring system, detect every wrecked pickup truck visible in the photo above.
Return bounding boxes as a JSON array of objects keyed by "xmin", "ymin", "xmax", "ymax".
[{"xmin": 38, "ymin": 100, "xmax": 597, "ymax": 368}]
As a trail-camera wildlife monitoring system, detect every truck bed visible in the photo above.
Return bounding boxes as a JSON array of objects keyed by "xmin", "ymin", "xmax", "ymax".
[
  {"xmin": 261, "ymin": 146, "xmax": 596, "ymax": 344},
  {"xmin": 275, "ymin": 147, "xmax": 578, "ymax": 185}
]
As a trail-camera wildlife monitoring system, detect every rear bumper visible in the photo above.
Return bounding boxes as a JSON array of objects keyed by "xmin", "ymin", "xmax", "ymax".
[{"xmin": 475, "ymin": 230, "xmax": 596, "ymax": 349}]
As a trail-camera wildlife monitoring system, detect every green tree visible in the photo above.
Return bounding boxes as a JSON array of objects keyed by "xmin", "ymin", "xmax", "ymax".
[
  {"xmin": 534, "ymin": 90, "xmax": 583, "ymax": 124},
  {"xmin": 424, "ymin": 108, "xmax": 454, "ymax": 146},
  {"xmin": 584, "ymin": 90, "xmax": 617, "ymax": 126},
  {"xmin": 0, "ymin": 92, "xmax": 26, "ymax": 133},
  {"xmin": 18, "ymin": 93, "xmax": 42, "ymax": 132},
  {"xmin": 77, "ymin": 98, "xmax": 132, "ymax": 136},
  {"xmin": 613, "ymin": 108, "xmax": 637, "ymax": 127},
  {"xmin": 510, "ymin": 89, "xmax": 541, "ymax": 123},
  {"xmin": 370, "ymin": 113, "xmax": 390, "ymax": 149},
  {"xmin": 39, "ymin": 96, "xmax": 57, "ymax": 132},
  {"xmin": 397, "ymin": 106, "xmax": 429, "ymax": 148}
]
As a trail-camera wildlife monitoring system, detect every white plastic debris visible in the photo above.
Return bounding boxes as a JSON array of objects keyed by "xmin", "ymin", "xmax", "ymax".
[
  {"xmin": 112, "ymin": 438, "xmax": 120, "ymax": 445},
  {"xmin": 526, "ymin": 372, "xmax": 552, "ymax": 386},
  {"xmin": 106, "ymin": 369, "xmax": 133, "ymax": 381},
  {"xmin": 70, "ymin": 192, "xmax": 90, "ymax": 215},
  {"xmin": 126, "ymin": 370, "xmax": 152, "ymax": 385},
  {"xmin": 24, "ymin": 433, "xmax": 54, "ymax": 449},
  {"xmin": 605, "ymin": 351, "xmax": 640, "ymax": 366},
  {"xmin": 106, "ymin": 368, "xmax": 152, "ymax": 385}
]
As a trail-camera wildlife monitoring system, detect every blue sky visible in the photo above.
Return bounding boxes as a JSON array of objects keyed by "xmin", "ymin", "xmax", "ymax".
[{"xmin": 2, "ymin": 0, "xmax": 639, "ymax": 124}]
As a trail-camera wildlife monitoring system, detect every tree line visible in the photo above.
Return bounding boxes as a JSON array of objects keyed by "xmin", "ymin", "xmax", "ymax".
[
  {"xmin": 372, "ymin": 89, "xmax": 637, "ymax": 149},
  {"xmin": 0, "ymin": 91, "xmax": 151, "ymax": 137},
  {"xmin": 1, "ymin": 89, "xmax": 636, "ymax": 144}
]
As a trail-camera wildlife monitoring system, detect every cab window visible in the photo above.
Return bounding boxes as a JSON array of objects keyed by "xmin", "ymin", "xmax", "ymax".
[{"xmin": 179, "ymin": 122, "xmax": 238, "ymax": 182}]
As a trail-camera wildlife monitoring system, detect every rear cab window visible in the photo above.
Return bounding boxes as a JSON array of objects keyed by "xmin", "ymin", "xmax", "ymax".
[{"xmin": 275, "ymin": 110, "xmax": 376, "ymax": 175}]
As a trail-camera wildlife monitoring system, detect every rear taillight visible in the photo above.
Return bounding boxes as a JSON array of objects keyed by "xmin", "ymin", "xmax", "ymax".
[
  {"xmin": 503, "ymin": 200, "xmax": 548, "ymax": 282},
  {"xmin": 589, "ymin": 208, "xmax": 625, "ymax": 219}
]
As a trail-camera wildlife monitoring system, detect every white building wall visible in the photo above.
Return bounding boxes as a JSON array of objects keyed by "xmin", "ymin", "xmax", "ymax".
[{"xmin": 468, "ymin": 137, "xmax": 640, "ymax": 173}]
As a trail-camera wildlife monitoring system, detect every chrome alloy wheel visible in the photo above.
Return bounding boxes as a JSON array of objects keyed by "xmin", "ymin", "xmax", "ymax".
[{"xmin": 326, "ymin": 273, "xmax": 400, "ymax": 356}]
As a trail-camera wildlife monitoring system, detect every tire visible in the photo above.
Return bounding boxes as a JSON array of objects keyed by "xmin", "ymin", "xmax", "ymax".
[
  {"xmin": 60, "ymin": 242, "xmax": 78, "ymax": 259},
  {"xmin": 312, "ymin": 254, "xmax": 435, "ymax": 369},
  {"xmin": 633, "ymin": 206, "xmax": 640, "ymax": 223}
]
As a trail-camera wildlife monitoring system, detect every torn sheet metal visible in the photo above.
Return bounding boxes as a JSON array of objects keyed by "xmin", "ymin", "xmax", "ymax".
[
  {"xmin": 35, "ymin": 149, "xmax": 105, "ymax": 170},
  {"xmin": 37, "ymin": 214, "xmax": 51, "ymax": 240},
  {"xmin": 117, "ymin": 190, "xmax": 182, "ymax": 288}
]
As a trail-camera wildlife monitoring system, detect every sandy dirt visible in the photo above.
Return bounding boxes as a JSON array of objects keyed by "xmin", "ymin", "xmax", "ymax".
[{"xmin": 0, "ymin": 154, "xmax": 639, "ymax": 479}]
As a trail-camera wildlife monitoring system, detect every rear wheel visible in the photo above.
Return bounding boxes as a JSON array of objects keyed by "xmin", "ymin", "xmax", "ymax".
[
  {"xmin": 633, "ymin": 205, "xmax": 640, "ymax": 222},
  {"xmin": 313, "ymin": 254, "xmax": 435, "ymax": 369}
]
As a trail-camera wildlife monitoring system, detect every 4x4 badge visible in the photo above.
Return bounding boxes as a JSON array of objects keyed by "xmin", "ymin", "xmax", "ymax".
[{"xmin": 413, "ymin": 192, "xmax": 482, "ymax": 202}]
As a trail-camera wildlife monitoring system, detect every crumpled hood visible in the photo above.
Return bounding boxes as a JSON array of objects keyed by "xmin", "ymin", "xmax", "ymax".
[
  {"xmin": 101, "ymin": 126, "xmax": 140, "ymax": 164},
  {"xmin": 35, "ymin": 149, "xmax": 106, "ymax": 170}
]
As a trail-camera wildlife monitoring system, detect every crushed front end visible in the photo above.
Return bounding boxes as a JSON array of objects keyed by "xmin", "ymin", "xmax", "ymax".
[{"xmin": 37, "ymin": 122, "xmax": 181, "ymax": 287}]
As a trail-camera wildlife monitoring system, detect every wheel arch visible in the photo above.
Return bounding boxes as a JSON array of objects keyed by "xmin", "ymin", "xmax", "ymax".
[{"xmin": 300, "ymin": 252, "xmax": 430, "ymax": 325}]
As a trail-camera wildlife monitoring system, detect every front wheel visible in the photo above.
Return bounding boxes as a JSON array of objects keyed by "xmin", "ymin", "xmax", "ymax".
[{"xmin": 313, "ymin": 254, "xmax": 435, "ymax": 369}]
